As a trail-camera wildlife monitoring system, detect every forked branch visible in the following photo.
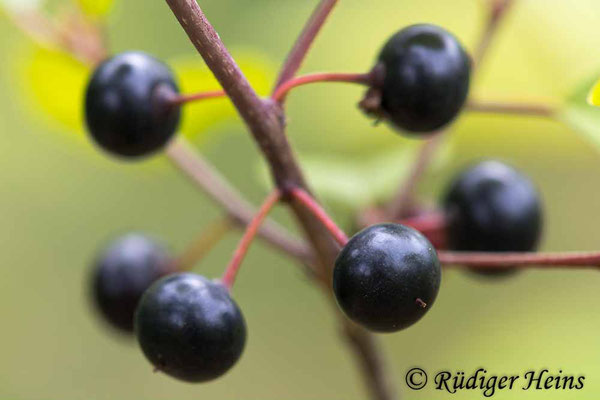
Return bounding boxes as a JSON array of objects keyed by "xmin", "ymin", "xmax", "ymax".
[{"xmin": 166, "ymin": 138, "xmax": 313, "ymax": 264}]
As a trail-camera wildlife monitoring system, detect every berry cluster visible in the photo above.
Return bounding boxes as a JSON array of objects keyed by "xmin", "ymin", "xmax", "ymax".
[
  {"xmin": 81, "ymin": 15, "xmax": 550, "ymax": 383},
  {"xmin": 54, "ymin": 0, "xmax": 590, "ymax": 396}
]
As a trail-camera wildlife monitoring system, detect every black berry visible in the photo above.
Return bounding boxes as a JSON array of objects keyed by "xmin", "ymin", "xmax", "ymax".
[
  {"xmin": 369, "ymin": 24, "xmax": 471, "ymax": 133},
  {"xmin": 85, "ymin": 51, "xmax": 181, "ymax": 158},
  {"xmin": 91, "ymin": 233, "xmax": 172, "ymax": 333},
  {"xmin": 333, "ymin": 224, "xmax": 441, "ymax": 333},
  {"xmin": 135, "ymin": 273, "xmax": 246, "ymax": 382},
  {"xmin": 443, "ymin": 160, "xmax": 543, "ymax": 274}
]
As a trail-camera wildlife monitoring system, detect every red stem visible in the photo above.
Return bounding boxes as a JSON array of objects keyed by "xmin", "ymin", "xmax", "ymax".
[
  {"xmin": 399, "ymin": 211, "xmax": 447, "ymax": 249},
  {"xmin": 438, "ymin": 251, "xmax": 600, "ymax": 269},
  {"xmin": 399, "ymin": 212, "xmax": 446, "ymax": 234},
  {"xmin": 170, "ymin": 90, "xmax": 226, "ymax": 106},
  {"xmin": 272, "ymin": 72, "xmax": 371, "ymax": 102},
  {"xmin": 288, "ymin": 187, "xmax": 349, "ymax": 247},
  {"xmin": 274, "ymin": 0, "xmax": 340, "ymax": 89},
  {"xmin": 222, "ymin": 189, "xmax": 282, "ymax": 289}
]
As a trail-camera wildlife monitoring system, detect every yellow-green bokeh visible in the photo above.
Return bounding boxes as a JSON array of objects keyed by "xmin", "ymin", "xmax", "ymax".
[{"xmin": 2, "ymin": 1, "xmax": 600, "ymax": 399}]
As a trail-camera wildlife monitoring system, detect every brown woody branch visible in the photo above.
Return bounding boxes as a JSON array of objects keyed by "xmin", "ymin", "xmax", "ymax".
[{"xmin": 467, "ymin": 100, "xmax": 557, "ymax": 117}]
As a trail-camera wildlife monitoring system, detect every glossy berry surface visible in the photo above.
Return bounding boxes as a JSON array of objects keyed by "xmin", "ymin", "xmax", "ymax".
[
  {"xmin": 85, "ymin": 51, "xmax": 181, "ymax": 157},
  {"xmin": 443, "ymin": 160, "xmax": 543, "ymax": 254},
  {"xmin": 333, "ymin": 224, "xmax": 441, "ymax": 333},
  {"xmin": 91, "ymin": 233, "xmax": 172, "ymax": 333},
  {"xmin": 135, "ymin": 273, "xmax": 246, "ymax": 382},
  {"xmin": 376, "ymin": 24, "xmax": 471, "ymax": 133}
]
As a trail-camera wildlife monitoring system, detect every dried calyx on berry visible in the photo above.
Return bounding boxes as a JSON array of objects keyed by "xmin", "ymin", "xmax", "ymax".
[
  {"xmin": 135, "ymin": 273, "xmax": 247, "ymax": 382},
  {"xmin": 361, "ymin": 24, "xmax": 471, "ymax": 134},
  {"xmin": 333, "ymin": 224, "xmax": 441, "ymax": 333},
  {"xmin": 443, "ymin": 160, "xmax": 543, "ymax": 277},
  {"xmin": 90, "ymin": 233, "xmax": 173, "ymax": 333},
  {"xmin": 85, "ymin": 51, "xmax": 181, "ymax": 158}
]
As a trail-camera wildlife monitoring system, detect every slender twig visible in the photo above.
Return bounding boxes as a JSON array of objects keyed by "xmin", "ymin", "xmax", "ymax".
[
  {"xmin": 272, "ymin": 72, "xmax": 371, "ymax": 103},
  {"xmin": 342, "ymin": 323, "xmax": 398, "ymax": 400},
  {"xmin": 165, "ymin": 138, "xmax": 313, "ymax": 264},
  {"xmin": 467, "ymin": 100, "xmax": 557, "ymax": 118},
  {"xmin": 438, "ymin": 251, "xmax": 600, "ymax": 268},
  {"xmin": 7, "ymin": 10, "xmax": 59, "ymax": 47},
  {"xmin": 274, "ymin": 0, "xmax": 340, "ymax": 90},
  {"xmin": 288, "ymin": 187, "xmax": 349, "ymax": 246},
  {"xmin": 222, "ymin": 190, "xmax": 282, "ymax": 289},
  {"xmin": 170, "ymin": 90, "xmax": 226, "ymax": 106},
  {"xmin": 6, "ymin": 8, "xmax": 106, "ymax": 64},
  {"xmin": 386, "ymin": 132, "xmax": 445, "ymax": 219},
  {"xmin": 164, "ymin": 2, "xmax": 396, "ymax": 399},
  {"xmin": 384, "ymin": 0, "xmax": 516, "ymax": 220},
  {"xmin": 473, "ymin": 0, "xmax": 514, "ymax": 67},
  {"xmin": 172, "ymin": 216, "xmax": 233, "ymax": 271}
]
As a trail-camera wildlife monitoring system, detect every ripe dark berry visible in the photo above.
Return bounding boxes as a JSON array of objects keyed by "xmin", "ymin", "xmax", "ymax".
[
  {"xmin": 91, "ymin": 233, "xmax": 172, "ymax": 333},
  {"xmin": 443, "ymin": 160, "xmax": 543, "ymax": 274},
  {"xmin": 85, "ymin": 51, "xmax": 181, "ymax": 158},
  {"xmin": 135, "ymin": 273, "xmax": 246, "ymax": 382},
  {"xmin": 369, "ymin": 24, "xmax": 471, "ymax": 133},
  {"xmin": 333, "ymin": 224, "xmax": 441, "ymax": 333}
]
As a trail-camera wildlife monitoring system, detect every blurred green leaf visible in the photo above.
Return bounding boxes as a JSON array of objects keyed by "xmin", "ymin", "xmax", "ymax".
[
  {"xmin": 16, "ymin": 42, "xmax": 90, "ymax": 133},
  {"xmin": 587, "ymin": 79, "xmax": 600, "ymax": 107},
  {"xmin": 561, "ymin": 74, "xmax": 600, "ymax": 150},
  {"xmin": 77, "ymin": 0, "xmax": 115, "ymax": 17},
  {"xmin": 14, "ymin": 43, "xmax": 276, "ymax": 144}
]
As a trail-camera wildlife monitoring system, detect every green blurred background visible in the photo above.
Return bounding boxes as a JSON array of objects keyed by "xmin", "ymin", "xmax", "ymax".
[{"xmin": 2, "ymin": 0, "xmax": 600, "ymax": 399}]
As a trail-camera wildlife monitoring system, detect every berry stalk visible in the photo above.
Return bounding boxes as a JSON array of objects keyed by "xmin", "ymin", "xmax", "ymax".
[
  {"xmin": 438, "ymin": 251, "xmax": 600, "ymax": 268},
  {"xmin": 222, "ymin": 189, "xmax": 282, "ymax": 289},
  {"xmin": 272, "ymin": 72, "xmax": 372, "ymax": 102},
  {"xmin": 399, "ymin": 211, "xmax": 448, "ymax": 249},
  {"xmin": 386, "ymin": 134, "xmax": 445, "ymax": 218},
  {"xmin": 173, "ymin": 216, "xmax": 232, "ymax": 271},
  {"xmin": 288, "ymin": 187, "xmax": 349, "ymax": 246},
  {"xmin": 274, "ymin": 0, "xmax": 340, "ymax": 89},
  {"xmin": 170, "ymin": 90, "xmax": 226, "ymax": 106},
  {"xmin": 474, "ymin": 0, "xmax": 514, "ymax": 66}
]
